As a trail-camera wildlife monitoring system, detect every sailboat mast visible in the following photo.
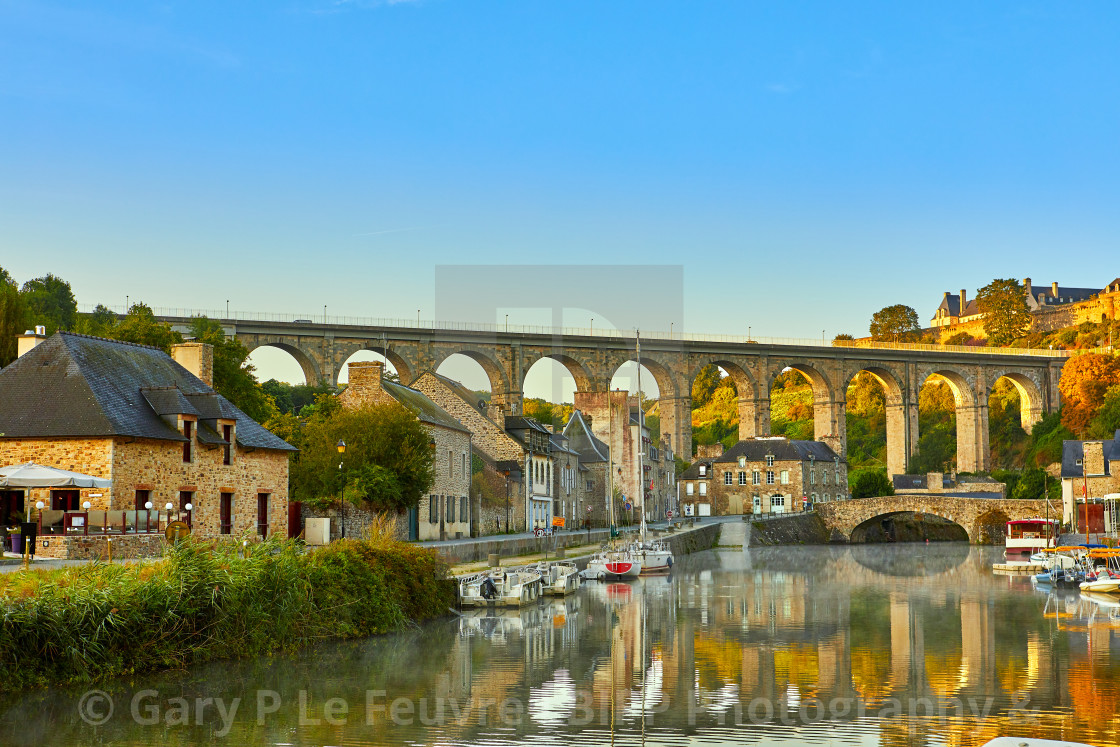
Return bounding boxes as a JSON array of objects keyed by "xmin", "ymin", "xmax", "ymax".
[{"xmin": 637, "ymin": 329, "xmax": 646, "ymax": 540}]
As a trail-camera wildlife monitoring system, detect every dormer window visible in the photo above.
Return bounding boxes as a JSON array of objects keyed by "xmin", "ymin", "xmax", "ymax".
[
  {"xmin": 1076, "ymin": 459, "xmax": 1083, "ymax": 466},
  {"xmin": 699, "ymin": 465, "xmax": 707, "ymax": 477},
  {"xmin": 766, "ymin": 455, "xmax": 775, "ymax": 467},
  {"xmin": 738, "ymin": 456, "xmax": 746, "ymax": 468}
]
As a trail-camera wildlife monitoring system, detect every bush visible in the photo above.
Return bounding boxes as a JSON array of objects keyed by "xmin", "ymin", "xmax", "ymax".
[
  {"xmin": 850, "ymin": 468, "xmax": 895, "ymax": 498},
  {"xmin": 0, "ymin": 535, "xmax": 452, "ymax": 690}
]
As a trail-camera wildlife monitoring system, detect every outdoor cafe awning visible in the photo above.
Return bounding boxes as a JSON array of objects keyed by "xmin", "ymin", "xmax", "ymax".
[{"xmin": 0, "ymin": 462, "xmax": 111, "ymax": 489}]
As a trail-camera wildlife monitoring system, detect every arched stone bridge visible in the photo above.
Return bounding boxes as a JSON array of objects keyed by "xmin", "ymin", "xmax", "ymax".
[
  {"xmin": 815, "ymin": 495, "xmax": 1052, "ymax": 544},
  {"xmin": 158, "ymin": 315, "xmax": 1068, "ymax": 475}
]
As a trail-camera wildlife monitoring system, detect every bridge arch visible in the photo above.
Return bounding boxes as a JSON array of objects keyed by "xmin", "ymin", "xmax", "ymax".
[
  {"xmin": 815, "ymin": 495, "xmax": 1049, "ymax": 545},
  {"xmin": 519, "ymin": 350, "xmax": 596, "ymax": 397},
  {"xmin": 335, "ymin": 345, "xmax": 415, "ymax": 386},
  {"xmin": 242, "ymin": 339, "xmax": 322, "ymax": 386},
  {"xmin": 766, "ymin": 359, "xmax": 844, "ymax": 457},
  {"xmin": 913, "ymin": 367, "xmax": 987, "ymax": 473},
  {"xmin": 431, "ymin": 348, "xmax": 509, "ymax": 391},
  {"xmin": 841, "ymin": 364, "xmax": 910, "ymax": 478},
  {"xmin": 985, "ymin": 370, "xmax": 1044, "ymax": 432},
  {"xmin": 688, "ymin": 358, "xmax": 763, "ymax": 443},
  {"xmin": 849, "ymin": 511, "xmax": 969, "ymax": 544}
]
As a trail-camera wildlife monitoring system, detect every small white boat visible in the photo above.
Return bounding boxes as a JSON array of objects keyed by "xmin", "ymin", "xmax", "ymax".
[
  {"xmin": 631, "ymin": 539, "xmax": 673, "ymax": 573},
  {"xmin": 536, "ymin": 561, "xmax": 581, "ymax": 596},
  {"xmin": 1080, "ymin": 549, "xmax": 1120, "ymax": 594},
  {"xmin": 459, "ymin": 568, "xmax": 543, "ymax": 607},
  {"xmin": 581, "ymin": 547, "xmax": 643, "ymax": 580}
]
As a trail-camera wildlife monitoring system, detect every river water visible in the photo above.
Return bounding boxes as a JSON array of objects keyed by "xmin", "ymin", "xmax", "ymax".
[{"xmin": 3, "ymin": 543, "xmax": 1118, "ymax": 747}]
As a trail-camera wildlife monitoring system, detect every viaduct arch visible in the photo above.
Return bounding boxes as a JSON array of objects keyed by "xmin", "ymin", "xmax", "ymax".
[{"xmin": 184, "ymin": 317, "xmax": 1066, "ymax": 476}]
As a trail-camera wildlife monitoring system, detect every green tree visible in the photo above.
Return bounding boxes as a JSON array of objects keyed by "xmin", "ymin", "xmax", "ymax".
[
  {"xmin": 1090, "ymin": 384, "xmax": 1120, "ymax": 439},
  {"xmin": 850, "ymin": 468, "xmax": 895, "ymax": 498},
  {"xmin": 833, "ymin": 333, "xmax": 854, "ymax": 342},
  {"xmin": 0, "ymin": 266, "xmax": 26, "ymax": 367},
  {"xmin": 289, "ymin": 399, "xmax": 434, "ymax": 512},
  {"xmin": 187, "ymin": 316, "xmax": 277, "ymax": 424},
  {"xmin": 691, "ymin": 364, "xmax": 721, "ymax": 407},
  {"xmin": 869, "ymin": 305, "xmax": 920, "ymax": 343},
  {"xmin": 74, "ymin": 304, "xmax": 119, "ymax": 338},
  {"xmin": 976, "ymin": 278, "xmax": 1031, "ymax": 346},
  {"xmin": 1012, "ymin": 467, "xmax": 1048, "ymax": 500},
  {"xmin": 20, "ymin": 274, "xmax": 77, "ymax": 334},
  {"xmin": 111, "ymin": 303, "xmax": 182, "ymax": 351}
]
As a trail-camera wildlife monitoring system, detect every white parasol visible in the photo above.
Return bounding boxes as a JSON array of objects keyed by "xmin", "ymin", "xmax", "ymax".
[{"xmin": 0, "ymin": 462, "xmax": 111, "ymax": 489}]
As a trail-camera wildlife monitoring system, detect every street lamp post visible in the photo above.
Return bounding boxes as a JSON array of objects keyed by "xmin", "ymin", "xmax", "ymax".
[{"xmin": 337, "ymin": 440, "xmax": 347, "ymax": 539}]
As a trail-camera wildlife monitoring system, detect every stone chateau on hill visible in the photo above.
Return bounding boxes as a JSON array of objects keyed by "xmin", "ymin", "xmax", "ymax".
[{"xmin": 931, "ymin": 277, "xmax": 1120, "ymax": 339}]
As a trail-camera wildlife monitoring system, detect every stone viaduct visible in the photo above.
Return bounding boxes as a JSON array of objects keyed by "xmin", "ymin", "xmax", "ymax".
[
  {"xmin": 815, "ymin": 495, "xmax": 1051, "ymax": 543},
  {"xmin": 162, "ymin": 315, "xmax": 1068, "ymax": 475}
]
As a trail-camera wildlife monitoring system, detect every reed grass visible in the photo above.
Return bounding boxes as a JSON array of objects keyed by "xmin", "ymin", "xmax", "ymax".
[{"xmin": 0, "ymin": 534, "xmax": 453, "ymax": 689}]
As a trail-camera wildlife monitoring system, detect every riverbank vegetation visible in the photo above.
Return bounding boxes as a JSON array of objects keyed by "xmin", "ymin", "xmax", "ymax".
[{"xmin": 0, "ymin": 533, "xmax": 453, "ymax": 690}]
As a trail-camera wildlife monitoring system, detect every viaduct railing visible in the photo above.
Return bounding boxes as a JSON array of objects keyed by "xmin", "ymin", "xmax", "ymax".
[{"xmin": 80, "ymin": 304, "xmax": 1081, "ymax": 358}]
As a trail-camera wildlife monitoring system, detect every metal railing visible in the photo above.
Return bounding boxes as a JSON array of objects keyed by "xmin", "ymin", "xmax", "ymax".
[{"xmin": 78, "ymin": 303, "xmax": 1078, "ymax": 357}]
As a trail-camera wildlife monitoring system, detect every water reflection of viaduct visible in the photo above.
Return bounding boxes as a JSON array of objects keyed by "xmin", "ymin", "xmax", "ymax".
[
  {"xmin": 441, "ymin": 547, "xmax": 1069, "ymax": 736},
  {"xmin": 168, "ymin": 316, "xmax": 1066, "ymax": 472}
]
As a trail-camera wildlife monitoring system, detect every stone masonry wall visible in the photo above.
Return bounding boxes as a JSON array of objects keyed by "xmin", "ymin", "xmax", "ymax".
[
  {"xmin": 0, "ymin": 438, "xmax": 115, "ymax": 512},
  {"xmin": 35, "ymin": 532, "xmax": 165, "ymax": 560},
  {"xmin": 412, "ymin": 372, "xmax": 525, "ymax": 463},
  {"xmin": 111, "ymin": 439, "xmax": 290, "ymax": 540}
]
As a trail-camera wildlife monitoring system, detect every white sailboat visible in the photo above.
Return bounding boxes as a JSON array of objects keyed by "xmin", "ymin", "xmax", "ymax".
[{"xmin": 633, "ymin": 328, "xmax": 674, "ymax": 575}]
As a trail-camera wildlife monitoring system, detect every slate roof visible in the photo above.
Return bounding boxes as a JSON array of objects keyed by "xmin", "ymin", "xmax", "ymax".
[
  {"xmin": 681, "ymin": 460, "xmax": 713, "ymax": 479},
  {"xmin": 0, "ymin": 332, "xmax": 295, "ymax": 451},
  {"xmin": 379, "ymin": 379, "xmax": 470, "ymax": 434},
  {"xmin": 504, "ymin": 416, "xmax": 552, "ymax": 435},
  {"xmin": 549, "ymin": 433, "xmax": 580, "ymax": 457},
  {"xmin": 1062, "ymin": 431, "xmax": 1120, "ymax": 478},
  {"xmin": 1032, "ymin": 284, "xmax": 1098, "ymax": 304},
  {"xmin": 561, "ymin": 410, "xmax": 609, "ymax": 463},
  {"xmin": 936, "ymin": 294, "xmax": 981, "ymax": 318},
  {"xmin": 716, "ymin": 438, "xmax": 844, "ymax": 464}
]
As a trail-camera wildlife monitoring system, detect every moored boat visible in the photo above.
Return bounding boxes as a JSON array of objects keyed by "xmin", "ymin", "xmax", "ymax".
[
  {"xmin": 459, "ymin": 568, "xmax": 543, "ymax": 607},
  {"xmin": 581, "ymin": 547, "xmax": 643, "ymax": 580},
  {"xmin": 631, "ymin": 539, "xmax": 673, "ymax": 573},
  {"xmin": 536, "ymin": 560, "xmax": 582, "ymax": 595},
  {"xmin": 1005, "ymin": 517, "xmax": 1059, "ymax": 558},
  {"xmin": 1080, "ymin": 549, "xmax": 1120, "ymax": 594}
]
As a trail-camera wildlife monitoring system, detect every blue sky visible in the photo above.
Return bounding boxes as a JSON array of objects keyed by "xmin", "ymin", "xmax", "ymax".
[{"xmin": 2, "ymin": 1, "xmax": 1118, "ymax": 393}]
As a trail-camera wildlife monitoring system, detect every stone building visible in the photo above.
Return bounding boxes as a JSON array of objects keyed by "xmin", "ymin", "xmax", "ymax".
[
  {"xmin": 680, "ymin": 437, "xmax": 847, "ymax": 517},
  {"xmin": 547, "ymin": 429, "xmax": 584, "ymax": 531},
  {"xmin": 932, "ymin": 278, "xmax": 1120, "ymax": 337},
  {"xmin": 1061, "ymin": 431, "xmax": 1120, "ymax": 531},
  {"xmin": 0, "ymin": 332, "xmax": 295, "ymax": 557},
  {"xmin": 561, "ymin": 409, "xmax": 611, "ymax": 528},
  {"xmin": 565, "ymin": 390, "xmax": 674, "ymax": 524},
  {"xmin": 335, "ymin": 361, "xmax": 472, "ymax": 541},
  {"xmin": 412, "ymin": 371, "xmax": 552, "ymax": 532},
  {"xmin": 931, "ymin": 289, "xmax": 983, "ymax": 329}
]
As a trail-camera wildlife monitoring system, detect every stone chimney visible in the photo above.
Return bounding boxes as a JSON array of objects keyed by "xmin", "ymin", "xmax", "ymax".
[
  {"xmin": 1083, "ymin": 441, "xmax": 1106, "ymax": 476},
  {"xmin": 17, "ymin": 326, "xmax": 47, "ymax": 358},
  {"xmin": 1051, "ymin": 281, "xmax": 1059, "ymax": 297},
  {"xmin": 697, "ymin": 443, "xmax": 724, "ymax": 459},
  {"xmin": 171, "ymin": 342, "xmax": 214, "ymax": 387},
  {"xmin": 343, "ymin": 360, "xmax": 388, "ymax": 407},
  {"xmin": 959, "ymin": 289, "xmax": 967, "ymax": 313}
]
